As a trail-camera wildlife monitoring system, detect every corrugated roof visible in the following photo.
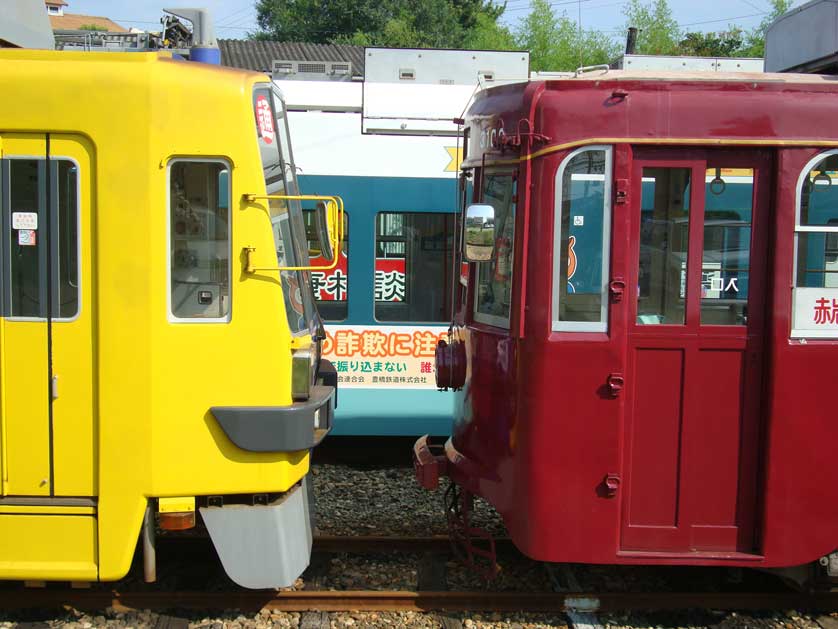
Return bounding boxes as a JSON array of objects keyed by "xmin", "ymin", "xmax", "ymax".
[
  {"xmin": 219, "ymin": 40, "xmax": 364, "ymax": 77},
  {"xmin": 49, "ymin": 13, "xmax": 127, "ymax": 32}
]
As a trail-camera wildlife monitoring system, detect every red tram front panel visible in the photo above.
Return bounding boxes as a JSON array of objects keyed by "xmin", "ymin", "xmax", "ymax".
[{"xmin": 425, "ymin": 73, "xmax": 838, "ymax": 569}]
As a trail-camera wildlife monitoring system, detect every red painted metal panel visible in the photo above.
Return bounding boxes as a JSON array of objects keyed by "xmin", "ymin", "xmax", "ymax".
[
  {"xmin": 686, "ymin": 348, "xmax": 745, "ymax": 550},
  {"xmin": 624, "ymin": 348, "xmax": 685, "ymax": 547}
]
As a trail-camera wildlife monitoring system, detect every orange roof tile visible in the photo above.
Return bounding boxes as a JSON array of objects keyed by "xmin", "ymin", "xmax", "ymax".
[{"xmin": 50, "ymin": 13, "xmax": 128, "ymax": 32}]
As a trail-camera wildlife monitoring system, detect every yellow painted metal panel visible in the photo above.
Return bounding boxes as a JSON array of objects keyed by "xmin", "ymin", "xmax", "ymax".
[
  {"xmin": 1, "ymin": 134, "xmax": 50, "ymax": 498},
  {"xmin": 49, "ymin": 136, "xmax": 96, "ymax": 497},
  {"xmin": 158, "ymin": 496, "xmax": 194, "ymax": 513},
  {"xmin": 2, "ymin": 322, "xmax": 50, "ymax": 496},
  {"xmin": 0, "ymin": 514, "xmax": 97, "ymax": 580},
  {"xmin": 0, "ymin": 505, "xmax": 95, "ymax": 515}
]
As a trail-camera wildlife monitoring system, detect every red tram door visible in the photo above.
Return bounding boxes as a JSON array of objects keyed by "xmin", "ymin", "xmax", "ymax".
[{"xmin": 620, "ymin": 149, "xmax": 770, "ymax": 555}]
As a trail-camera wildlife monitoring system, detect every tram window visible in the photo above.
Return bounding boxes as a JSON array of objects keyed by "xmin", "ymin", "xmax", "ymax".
[
  {"xmin": 304, "ymin": 210, "xmax": 348, "ymax": 322},
  {"xmin": 56, "ymin": 160, "xmax": 79, "ymax": 319},
  {"xmin": 637, "ymin": 167, "xmax": 691, "ymax": 325},
  {"xmin": 5, "ymin": 159, "xmax": 80, "ymax": 319},
  {"xmin": 791, "ymin": 151, "xmax": 838, "ymax": 337},
  {"xmin": 700, "ymin": 168, "xmax": 753, "ymax": 326},
  {"xmin": 169, "ymin": 161, "xmax": 230, "ymax": 321},
  {"xmin": 553, "ymin": 147, "xmax": 612, "ymax": 332},
  {"xmin": 796, "ymin": 152, "xmax": 838, "ymax": 289},
  {"xmin": 374, "ymin": 212, "xmax": 454, "ymax": 323},
  {"xmin": 8, "ymin": 160, "xmax": 44, "ymax": 318},
  {"xmin": 474, "ymin": 173, "xmax": 516, "ymax": 327}
]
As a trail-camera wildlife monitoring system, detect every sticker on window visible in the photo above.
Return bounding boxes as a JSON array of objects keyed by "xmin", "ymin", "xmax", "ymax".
[
  {"xmin": 12, "ymin": 212, "xmax": 38, "ymax": 230},
  {"xmin": 17, "ymin": 229, "xmax": 36, "ymax": 246},
  {"xmin": 255, "ymin": 95, "xmax": 275, "ymax": 145}
]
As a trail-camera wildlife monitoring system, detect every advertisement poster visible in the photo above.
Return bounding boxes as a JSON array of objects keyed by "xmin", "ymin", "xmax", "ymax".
[
  {"xmin": 322, "ymin": 325, "xmax": 448, "ymax": 389},
  {"xmin": 792, "ymin": 287, "xmax": 838, "ymax": 338},
  {"xmin": 310, "ymin": 253, "xmax": 406, "ymax": 303}
]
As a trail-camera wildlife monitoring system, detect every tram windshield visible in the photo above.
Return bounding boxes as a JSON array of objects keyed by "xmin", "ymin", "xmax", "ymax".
[{"xmin": 253, "ymin": 84, "xmax": 317, "ymax": 334}]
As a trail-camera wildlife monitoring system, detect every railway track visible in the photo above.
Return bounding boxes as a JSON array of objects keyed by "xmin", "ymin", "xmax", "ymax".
[
  {"xmin": 2, "ymin": 536, "xmax": 836, "ymax": 614},
  {"xmin": 0, "ymin": 587, "xmax": 837, "ymax": 613}
]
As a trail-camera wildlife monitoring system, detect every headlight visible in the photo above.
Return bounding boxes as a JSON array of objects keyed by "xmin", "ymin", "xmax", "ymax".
[{"xmin": 291, "ymin": 347, "xmax": 313, "ymax": 401}]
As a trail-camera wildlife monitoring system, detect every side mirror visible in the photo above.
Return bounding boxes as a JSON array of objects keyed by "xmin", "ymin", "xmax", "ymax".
[
  {"xmin": 314, "ymin": 200, "xmax": 335, "ymax": 263},
  {"xmin": 464, "ymin": 203, "xmax": 495, "ymax": 262}
]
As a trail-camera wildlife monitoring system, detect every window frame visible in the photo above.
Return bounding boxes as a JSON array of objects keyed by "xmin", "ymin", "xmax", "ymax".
[
  {"xmin": 551, "ymin": 145, "xmax": 613, "ymax": 333},
  {"xmin": 3, "ymin": 155, "xmax": 82, "ymax": 323},
  {"xmin": 473, "ymin": 170, "xmax": 516, "ymax": 329},
  {"xmin": 166, "ymin": 157, "xmax": 232, "ymax": 324},
  {"xmin": 303, "ymin": 208, "xmax": 349, "ymax": 322},
  {"xmin": 791, "ymin": 150, "xmax": 838, "ymax": 338},
  {"xmin": 373, "ymin": 210, "xmax": 455, "ymax": 324}
]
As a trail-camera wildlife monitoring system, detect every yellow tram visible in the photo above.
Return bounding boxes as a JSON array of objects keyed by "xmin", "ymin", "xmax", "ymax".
[{"xmin": 0, "ymin": 50, "xmax": 341, "ymax": 588}]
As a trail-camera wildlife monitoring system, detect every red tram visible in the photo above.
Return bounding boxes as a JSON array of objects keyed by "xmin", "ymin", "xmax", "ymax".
[{"xmin": 415, "ymin": 69, "xmax": 838, "ymax": 572}]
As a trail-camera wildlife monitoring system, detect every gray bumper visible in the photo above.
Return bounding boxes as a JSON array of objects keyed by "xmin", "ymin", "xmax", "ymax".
[
  {"xmin": 200, "ymin": 476, "xmax": 313, "ymax": 589},
  {"xmin": 210, "ymin": 384, "xmax": 334, "ymax": 452}
]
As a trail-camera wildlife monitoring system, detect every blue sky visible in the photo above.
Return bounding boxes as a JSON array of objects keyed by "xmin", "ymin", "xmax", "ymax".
[{"xmin": 63, "ymin": 0, "xmax": 806, "ymax": 41}]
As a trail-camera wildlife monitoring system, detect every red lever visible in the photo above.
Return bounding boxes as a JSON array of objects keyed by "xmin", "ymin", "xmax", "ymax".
[
  {"xmin": 609, "ymin": 278, "xmax": 626, "ymax": 302},
  {"xmin": 607, "ymin": 373, "xmax": 624, "ymax": 397}
]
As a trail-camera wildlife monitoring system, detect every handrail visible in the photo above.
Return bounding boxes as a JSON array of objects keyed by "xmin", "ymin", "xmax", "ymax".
[
  {"xmin": 242, "ymin": 193, "xmax": 344, "ymax": 273},
  {"xmin": 574, "ymin": 64, "xmax": 610, "ymax": 77}
]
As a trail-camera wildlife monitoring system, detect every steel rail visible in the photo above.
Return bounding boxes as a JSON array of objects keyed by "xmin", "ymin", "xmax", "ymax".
[
  {"xmin": 158, "ymin": 534, "xmax": 513, "ymax": 554},
  {"xmin": 312, "ymin": 535, "xmax": 513, "ymax": 554},
  {"xmin": 1, "ymin": 589, "xmax": 837, "ymax": 613}
]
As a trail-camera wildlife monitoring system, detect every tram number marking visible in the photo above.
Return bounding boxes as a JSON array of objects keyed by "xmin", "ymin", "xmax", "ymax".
[
  {"xmin": 255, "ymin": 95, "xmax": 275, "ymax": 145},
  {"xmin": 12, "ymin": 212, "xmax": 38, "ymax": 231}
]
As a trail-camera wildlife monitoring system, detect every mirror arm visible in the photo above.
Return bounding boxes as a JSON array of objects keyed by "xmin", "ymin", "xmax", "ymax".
[
  {"xmin": 244, "ymin": 246, "xmax": 342, "ymax": 273},
  {"xmin": 242, "ymin": 193, "xmax": 344, "ymax": 273}
]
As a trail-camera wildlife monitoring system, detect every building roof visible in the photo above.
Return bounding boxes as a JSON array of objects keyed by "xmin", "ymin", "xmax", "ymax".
[
  {"xmin": 50, "ymin": 13, "xmax": 127, "ymax": 32},
  {"xmin": 219, "ymin": 40, "xmax": 364, "ymax": 77},
  {"xmin": 45, "ymin": 0, "xmax": 68, "ymax": 6}
]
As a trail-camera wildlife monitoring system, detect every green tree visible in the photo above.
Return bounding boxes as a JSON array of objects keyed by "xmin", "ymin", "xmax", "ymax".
[
  {"xmin": 462, "ymin": 12, "xmax": 516, "ymax": 50},
  {"xmin": 79, "ymin": 24, "xmax": 108, "ymax": 31},
  {"xmin": 254, "ymin": 0, "xmax": 508, "ymax": 48},
  {"xmin": 678, "ymin": 28, "xmax": 745, "ymax": 57},
  {"xmin": 622, "ymin": 0, "xmax": 681, "ymax": 56},
  {"xmin": 737, "ymin": 0, "xmax": 793, "ymax": 57},
  {"xmin": 514, "ymin": 0, "xmax": 619, "ymax": 72}
]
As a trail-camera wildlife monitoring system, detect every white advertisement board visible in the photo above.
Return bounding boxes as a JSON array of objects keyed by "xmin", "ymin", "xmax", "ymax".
[{"xmin": 792, "ymin": 287, "xmax": 838, "ymax": 338}]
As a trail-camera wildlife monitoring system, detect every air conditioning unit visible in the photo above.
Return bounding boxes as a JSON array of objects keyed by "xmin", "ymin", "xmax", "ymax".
[{"xmin": 271, "ymin": 60, "xmax": 353, "ymax": 81}]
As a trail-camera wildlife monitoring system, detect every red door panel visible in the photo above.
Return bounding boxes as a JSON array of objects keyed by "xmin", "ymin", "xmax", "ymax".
[{"xmin": 620, "ymin": 148, "xmax": 770, "ymax": 556}]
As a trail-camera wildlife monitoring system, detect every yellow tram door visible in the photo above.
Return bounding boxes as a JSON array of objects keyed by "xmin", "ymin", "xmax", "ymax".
[{"xmin": 0, "ymin": 134, "xmax": 95, "ymax": 499}]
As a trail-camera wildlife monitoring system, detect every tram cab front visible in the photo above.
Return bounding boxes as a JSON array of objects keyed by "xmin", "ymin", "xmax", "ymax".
[
  {"xmin": 0, "ymin": 50, "xmax": 342, "ymax": 588},
  {"xmin": 417, "ymin": 71, "xmax": 838, "ymax": 575}
]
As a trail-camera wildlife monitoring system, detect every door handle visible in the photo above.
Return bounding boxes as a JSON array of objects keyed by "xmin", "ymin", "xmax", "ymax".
[
  {"xmin": 609, "ymin": 278, "xmax": 626, "ymax": 302},
  {"xmin": 607, "ymin": 372, "xmax": 624, "ymax": 397}
]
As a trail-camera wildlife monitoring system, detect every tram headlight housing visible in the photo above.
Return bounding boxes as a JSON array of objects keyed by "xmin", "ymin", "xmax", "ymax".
[{"xmin": 291, "ymin": 347, "xmax": 314, "ymax": 402}]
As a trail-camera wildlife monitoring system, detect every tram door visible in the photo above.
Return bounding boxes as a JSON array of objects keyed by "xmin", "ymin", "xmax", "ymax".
[
  {"xmin": 620, "ymin": 148, "xmax": 770, "ymax": 554},
  {"xmin": 0, "ymin": 135, "xmax": 95, "ymax": 498}
]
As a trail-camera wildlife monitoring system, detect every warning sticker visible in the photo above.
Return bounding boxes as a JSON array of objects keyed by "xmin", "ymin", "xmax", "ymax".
[
  {"xmin": 255, "ymin": 95, "xmax": 275, "ymax": 145},
  {"xmin": 12, "ymin": 212, "xmax": 37, "ymax": 230},
  {"xmin": 17, "ymin": 229, "xmax": 36, "ymax": 246}
]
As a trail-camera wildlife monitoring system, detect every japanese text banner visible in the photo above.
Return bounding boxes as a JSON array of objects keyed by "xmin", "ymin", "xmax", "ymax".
[
  {"xmin": 322, "ymin": 325, "xmax": 448, "ymax": 389},
  {"xmin": 792, "ymin": 287, "xmax": 838, "ymax": 338}
]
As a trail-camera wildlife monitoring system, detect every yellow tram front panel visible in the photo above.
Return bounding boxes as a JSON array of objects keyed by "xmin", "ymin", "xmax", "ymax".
[{"xmin": 0, "ymin": 50, "xmax": 333, "ymax": 585}]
